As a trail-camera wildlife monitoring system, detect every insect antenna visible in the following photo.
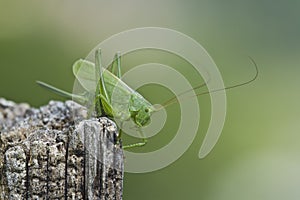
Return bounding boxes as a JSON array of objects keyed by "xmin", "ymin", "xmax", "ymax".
[
  {"xmin": 160, "ymin": 79, "xmax": 210, "ymax": 108},
  {"xmin": 157, "ymin": 57, "xmax": 259, "ymax": 110}
]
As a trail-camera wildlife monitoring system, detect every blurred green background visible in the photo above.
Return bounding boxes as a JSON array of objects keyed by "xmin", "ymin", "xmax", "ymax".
[{"xmin": 1, "ymin": 0, "xmax": 300, "ymax": 199}]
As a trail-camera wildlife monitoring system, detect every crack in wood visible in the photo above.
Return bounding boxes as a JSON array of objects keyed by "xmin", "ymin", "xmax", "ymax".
[{"xmin": 0, "ymin": 99, "xmax": 124, "ymax": 199}]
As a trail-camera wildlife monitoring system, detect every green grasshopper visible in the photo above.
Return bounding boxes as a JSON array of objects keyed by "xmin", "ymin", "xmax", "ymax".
[
  {"xmin": 37, "ymin": 49, "xmax": 156, "ymax": 149},
  {"xmin": 37, "ymin": 49, "xmax": 258, "ymax": 149}
]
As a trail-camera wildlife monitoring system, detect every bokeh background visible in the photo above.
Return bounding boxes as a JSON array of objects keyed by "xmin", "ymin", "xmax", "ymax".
[{"xmin": 1, "ymin": 1, "xmax": 300, "ymax": 199}]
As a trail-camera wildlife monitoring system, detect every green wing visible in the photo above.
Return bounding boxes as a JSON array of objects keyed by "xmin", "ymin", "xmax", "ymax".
[
  {"xmin": 72, "ymin": 59, "xmax": 135, "ymax": 100},
  {"xmin": 72, "ymin": 59, "xmax": 152, "ymax": 119},
  {"xmin": 73, "ymin": 59, "xmax": 97, "ymax": 93}
]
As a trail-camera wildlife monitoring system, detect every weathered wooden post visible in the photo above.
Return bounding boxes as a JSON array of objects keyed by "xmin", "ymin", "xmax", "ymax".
[{"xmin": 0, "ymin": 98, "xmax": 124, "ymax": 199}]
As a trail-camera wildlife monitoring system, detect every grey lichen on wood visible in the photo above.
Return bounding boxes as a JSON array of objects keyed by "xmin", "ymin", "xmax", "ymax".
[{"xmin": 0, "ymin": 98, "xmax": 124, "ymax": 199}]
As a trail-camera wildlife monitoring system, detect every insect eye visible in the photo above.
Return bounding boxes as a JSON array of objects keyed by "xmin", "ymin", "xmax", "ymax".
[{"xmin": 145, "ymin": 108, "xmax": 149, "ymax": 113}]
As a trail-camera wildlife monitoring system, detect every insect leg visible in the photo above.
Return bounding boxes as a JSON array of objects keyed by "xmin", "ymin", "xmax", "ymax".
[
  {"xmin": 95, "ymin": 48, "xmax": 112, "ymax": 117},
  {"xmin": 96, "ymin": 49, "xmax": 109, "ymax": 101},
  {"xmin": 123, "ymin": 139, "xmax": 147, "ymax": 149},
  {"xmin": 97, "ymin": 93, "xmax": 114, "ymax": 117},
  {"xmin": 123, "ymin": 128, "xmax": 147, "ymax": 149},
  {"xmin": 111, "ymin": 52, "xmax": 122, "ymax": 78},
  {"xmin": 118, "ymin": 122, "xmax": 124, "ymax": 139},
  {"xmin": 94, "ymin": 49, "xmax": 103, "ymax": 116}
]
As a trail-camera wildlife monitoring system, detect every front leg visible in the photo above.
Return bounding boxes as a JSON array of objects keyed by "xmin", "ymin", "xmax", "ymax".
[
  {"xmin": 123, "ymin": 139, "xmax": 147, "ymax": 149},
  {"xmin": 97, "ymin": 94, "xmax": 114, "ymax": 117},
  {"xmin": 122, "ymin": 128, "xmax": 148, "ymax": 149}
]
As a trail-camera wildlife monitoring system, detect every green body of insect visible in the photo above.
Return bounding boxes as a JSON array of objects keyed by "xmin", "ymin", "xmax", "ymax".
[
  {"xmin": 37, "ymin": 49, "xmax": 258, "ymax": 149},
  {"xmin": 37, "ymin": 49, "xmax": 156, "ymax": 148}
]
